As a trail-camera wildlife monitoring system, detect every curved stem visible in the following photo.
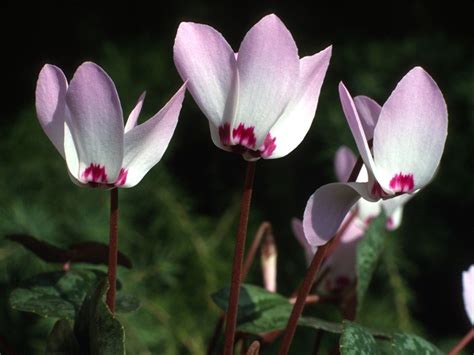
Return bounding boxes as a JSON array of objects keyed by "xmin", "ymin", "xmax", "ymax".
[
  {"xmin": 448, "ymin": 328, "xmax": 474, "ymax": 355},
  {"xmin": 278, "ymin": 156, "xmax": 362, "ymax": 355},
  {"xmin": 223, "ymin": 161, "xmax": 256, "ymax": 355},
  {"xmin": 106, "ymin": 187, "xmax": 119, "ymax": 314}
]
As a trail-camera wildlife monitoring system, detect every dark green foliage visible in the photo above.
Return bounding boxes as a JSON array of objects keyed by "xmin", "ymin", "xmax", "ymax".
[
  {"xmin": 46, "ymin": 319, "xmax": 80, "ymax": 355},
  {"xmin": 9, "ymin": 270, "xmax": 139, "ymax": 319},
  {"xmin": 339, "ymin": 321, "xmax": 378, "ymax": 355},
  {"xmin": 356, "ymin": 214, "xmax": 388, "ymax": 315}
]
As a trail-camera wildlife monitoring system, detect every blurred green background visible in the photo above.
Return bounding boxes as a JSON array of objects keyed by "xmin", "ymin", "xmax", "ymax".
[{"xmin": 0, "ymin": 0, "xmax": 473, "ymax": 353}]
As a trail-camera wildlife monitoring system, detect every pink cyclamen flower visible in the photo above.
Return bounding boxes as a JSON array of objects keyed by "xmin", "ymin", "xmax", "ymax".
[
  {"xmin": 35, "ymin": 62, "xmax": 186, "ymax": 188},
  {"xmin": 304, "ymin": 67, "xmax": 448, "ymax": 245},
  {"xmin": 292, "ymin": 216, "xmax": 363, "ymax": 294},
  {"xmin": 335, "ymin": 146, "xmax": 414, "ymax": 232},
  {"xmin": 463, "ymin": 265, "xmax": 474, "ymax": 325},
  {"xmin": 173, "ymin": 14, "xmax": 331, "ymax": 160}
]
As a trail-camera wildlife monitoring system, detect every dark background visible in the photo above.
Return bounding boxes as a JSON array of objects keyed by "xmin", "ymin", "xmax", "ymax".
[{"xmin": 0, "ymin": 0, "xmax": 473, "ymax": 353}]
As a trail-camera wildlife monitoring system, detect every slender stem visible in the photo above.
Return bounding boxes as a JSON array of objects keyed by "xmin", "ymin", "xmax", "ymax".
[
  {"xmin": 311, "ymin": 330, "xmax": 322, "ymax": 355},
  {"xmin": 106, "ymin": 187, "xmax": 119, "ymax": 314},
  {"xmin": 278, "ymin": 237, "xmax": 336, "ymax": 355},
  {"xmin": 278, "ymin": 155, "xmax": 362, "ymax": 355},
  {"xmin": 208, "ymin": 220, "xmax": 267, "ymax": 355},
  {"xmin": 224, "ymin": 161, "xmax": 256, "ymax": 355},
  {"xmin": 448, "ymin": 327, "xmax": 474, "ymax": 355}
]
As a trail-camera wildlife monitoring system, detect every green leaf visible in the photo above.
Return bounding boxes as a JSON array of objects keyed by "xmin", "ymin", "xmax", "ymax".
[
  {"xmin": 116, "ymin": 292, "xmax": 140, "ymax": 313},
  {"xmin": 10, "ymin": 270, "xmax": 107, "ymax": 319},
  {"xmin": 339, "ymin": 321, "xmax": 379, "ymax": 355},
  {"xmin": 212, "ymin": 284, "xmax": 293, "ymax": 334},
  {"xmin": 298, "ymin": 316, "xmax": 343, "ymax": 334},
  {"xmin": 46, "ymin": 319, "xmax": 80, "ymax": 355},
  {"xmin": 391, "ymin": 333, "xmax": 443, "ymax": 355},
  {"xmin": 356, "ymin": 214, "xmax": 387, "ymax": 315},
  {"xmin": 74, "ymin": 279, "xmax": 125, "ymax": 355},
  {"xmin": 9, "ymin": 269, "xmax": 133, "ymax": 319}
]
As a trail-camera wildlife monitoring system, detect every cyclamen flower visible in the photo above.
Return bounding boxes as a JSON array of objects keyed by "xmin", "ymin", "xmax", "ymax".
[
  {"xmin": 174, "ymin": 14, "xmax": 331, "ymax": 160},
  {"xmin": 304, "ymin": 67, "xmax": 447, "ymax": 244},
  {"xmin": 36, "ymin": 62, "xmax": 185, "ymax": 188},
  {"xmin": 293, "ymin": 217, "xmax": 363, "ymax": 294},
  {"xmin": 463, "ymin": 265, "xmax": 474, "ymax": 325},
  {"xmin": 335, "ymin": 146, "xmax": 413, "ymax": 232}
]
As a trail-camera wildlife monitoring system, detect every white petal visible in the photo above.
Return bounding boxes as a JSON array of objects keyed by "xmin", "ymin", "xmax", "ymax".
[
  {"xmin": 373, "ymin": 67, "xmax": 448, "ymax": 192},
  {"xmin": 463, "ymin": 265, "xmax": 474, "ymax": 325},
  {"xmin": 338, "ymin": 82, "xmax": 377, "ymax": 177},
  {"xmin": 121, "ymin": 84, "xmax": 186, "ymax": 187},
  {"xmin": 173, "ymin": 22, "xmax": 236, "ymax": 128},
  {"xmin": 233, "ymin": 14, "xmax": 299, "ymax": 146},
  {"xmin": 334, "ymin": 146, "xmax": 357, "ymax": 182},
  {"xmin": 66, "ymin": 62, "xmax": 124, "ymax": 183},
  {"xmin": 303, "ymin": 182, "xmax": 373, "ymax": 246},
  {"xmin": 353, "ymin": 95, "xmax": 381, "ymax": 140},
  {"xmin": 266, "ymin": 46, "xmax": 332, "ymax": 159},
  {"xmin": 35, "ymin": 64, "xmax": 68, "ymax": 158},
  {"xmin": 125, "ymin": 91, "xmax": 146, "ymax": 133}
]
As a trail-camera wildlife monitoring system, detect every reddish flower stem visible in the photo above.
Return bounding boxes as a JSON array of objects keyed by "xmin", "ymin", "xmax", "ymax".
[
  {"xmin": 278, "ymin": 156, "xmax": 362, "ymax": 355},
  {"xmin": 224, "ymin": 161, "xmax": 256, "ymax": 355},
  {"xmin": 106, "ymin": 187, "xmax": 119, "ymax": 314},
  {"xmin": 448, "ymin": 327, "xmax": 474, "ymax": 355}
]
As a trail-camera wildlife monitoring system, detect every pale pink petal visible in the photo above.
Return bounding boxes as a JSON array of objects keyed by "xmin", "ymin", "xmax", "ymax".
[
  {"xmin": 173, "ymin": 22, "xmax": 236, "ymax": 128},
  {"xmin": 291, "ymin": 218, "xmax": 316, "ymax": 265},
  {"xmin": 373, "ymin": 67, "xmax": 448, "ymax": 192},
  {"xmin": 234, "ymin": 14, "xmax": 299, "ymax": 146},
  {"xmin": 355, "ymin": 198, "xmax": 382, "ymax": 228},
  {"xmin": 35, "ymin": 64, "xmax": 68, "ymax": 158},
  {"xmin": 125, "ymin": 91, "xmax": 146, "ymax": 133},
  {"xmin": 335, "ymin": 146, "xmax": 357, "ymax": 182},
  {"xmin": 64, "ymin": 122, "xmax": 80, "ymax": 181},
  {"xmin": 66, "ymin": 62, "xmax": 124, "ymax": 183},
  {"xmin": 121, "ymin": 84, "xmax": 186, "ymax": 187},
  {"xmin": 353, "ymin": 95, "xmax": 381, "ymax": 140},
  {"xmin": 266, "ymin": 46, "xmax": 332, "ymax": 159},
  {"xmin": 381, "ymin": 193, "xmax": 414, "ymax": 230},
  {"xmin": 463, "ymin": 265, "xmax": 474, "ymax": 325},
  {"xmin": 303, "ymin": 182, "xmax": 373, "ymax": 246},
  {"xmin": 338, "ymin": 82, "xmax": 377, "ymax": 177}
]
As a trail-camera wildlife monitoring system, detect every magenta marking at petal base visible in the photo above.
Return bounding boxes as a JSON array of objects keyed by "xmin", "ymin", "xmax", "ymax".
[
  {"xmin": 115, "ymin": 168, "xmax": 128, "ymax": 186},
  {"xmin": 82, "ymin": 163, "xmax": 108, "ymax": 184},
  {"xmin": 370, "ymin": 181, "xmax": 389, "ymax": 198},
  {"xmin": 232, "ymin": 123, "xmax": 256, "ymax": 149},
  {"xmin": 260, "ymin": 133, "xmax": 277, "ymax": 158},
  {"xmin": 389, "ymin": 173, "xmax": 414, "ymax": 193},
  {"xmin": 219, "ymin": 123, "xmax": 232, "ymax": 145}
]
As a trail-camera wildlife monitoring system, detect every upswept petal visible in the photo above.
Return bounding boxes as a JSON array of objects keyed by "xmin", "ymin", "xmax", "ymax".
[
  {"xmin": 291, "ymin": 218, "xmax": 316, "ymax": 265},
  {"xmin": 266, "ymin": 46, "xmax": 332, "ymax": 159},
  {"xmin": 125, "ymin": 91, "xmax": 146, "ymax": 133},
  {"xmin": 356, "ymin": 198, "xmax": 382, "ymax": 228},
  {"xmin": 121, "ymin": 84, "xmax": 186, "ymax": 188},
  {"xmin": 173, "ymin": 22, "xmax": 236, "ymax": 127},
  {"xmin": 335, "ymin": 145, "xmax": 357, "ymax": 182},
  {"xmin": 381, "ymin": 193, "xmax": 413, "ymax": 230},
  {"xmin": 353, "ymin": 95, "xmax": 381, "ymax": 140},
  {"xmin": 303, "ymin": 182, "xmax": 373, "ymax": 246},
  {"xmin": 234, "ymin": 14, "xmax": 299, "ymax": 146},
  {"xmin": 463, "ymin": 265, "xmax": 474, "ymax": 325},
  {"xmin": 339, "ymin": 83, "xmax": 377, "ymax": 176},
  {"xmin": 373, "ymin": 67, "xmax": 448, "ymax": 191},
  {"xmin": 66, "ymin": 62, "xmax": 124, "ymax": 183},
  {"xmin": 35, "ymin": 64, "xmax": 68, "ymax": 158}
]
